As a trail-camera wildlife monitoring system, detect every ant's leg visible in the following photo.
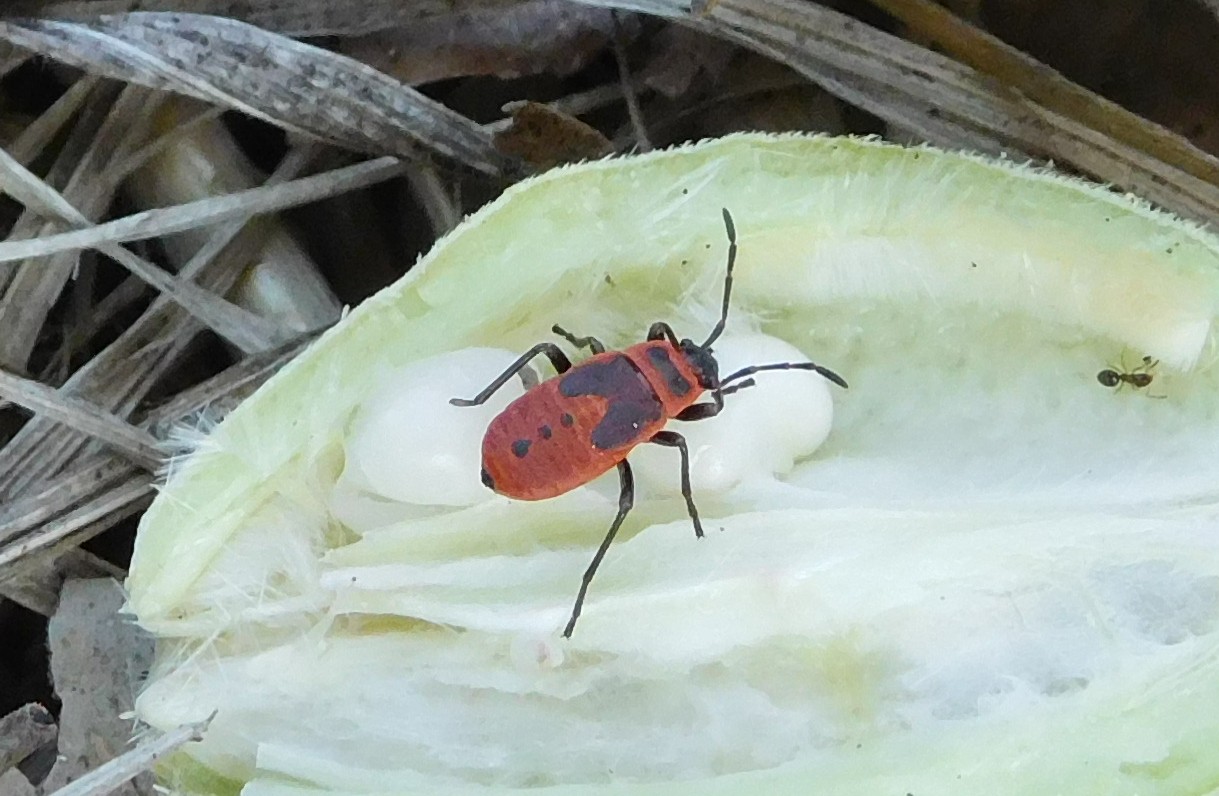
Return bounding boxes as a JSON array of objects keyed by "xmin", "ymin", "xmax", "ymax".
[
  {"xmin": 564, "ymin": 460, "xmax": 634, "ymax": 638},
  {"xmin": 450, "ymin": 343, "xmax": 571, "ymax": 406},
  {"xmin": 1135, "ymin": 356, "xmax": 1159, "ymax": 374},
  {"xmin": 650, "ymin": 430, "xmax": 703, "ymax": 539},
  {"xmin": 552, "ymin": 324, "xmax": 606, "ymax": 354},
  {"xmin": 647, "ymin": 322, "xmax": 681, "ymax": 346}
]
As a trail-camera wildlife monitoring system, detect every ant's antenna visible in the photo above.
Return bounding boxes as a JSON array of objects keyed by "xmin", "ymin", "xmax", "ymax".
[{"xmin": 702, "ymin": 208, "xmax": 736, "ymax": 349}]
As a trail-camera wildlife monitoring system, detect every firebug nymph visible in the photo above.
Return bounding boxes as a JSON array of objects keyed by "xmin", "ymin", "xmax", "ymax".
[{"xmin": 451, "ymin": 209, "xmax": 848, "ymax": 636}]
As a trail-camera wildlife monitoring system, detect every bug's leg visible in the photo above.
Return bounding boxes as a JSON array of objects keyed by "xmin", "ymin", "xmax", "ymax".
[
  {"xmin": 552, "ymin": 324, "xmax": 606, "ymax": 354},
  {"xmin": 647, "ymin": 322, "xmax": 681, "ymax": 346},
  {"xmin": 518, "ymin": 364, "xmax": 539, "ymax": 389},
  {"xmin": 719, "ymin": 378, "xmax": 755, "ymax": 397},
  {"xmin": 564, "ymin": 460, "xmax": 634, "ymax": 638},
  {"xmin": 675, "ymin": 377, "xmax": 757, "ymax": 421},
  {"xmin": 675, "ymin": 388, "xmax": 724, "ymax": 421},
  {"xmin": 650, "ymin": 430, "xmax": 703, "ymax": 539},
  {"xmin": 450, "ymin": 343, "xmax": 572, "ymax": 406}
]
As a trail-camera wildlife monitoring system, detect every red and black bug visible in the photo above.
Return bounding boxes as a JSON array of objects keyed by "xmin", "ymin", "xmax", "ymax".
[{"xmin": 451, "ymin": 209, "xmax": 848, "ymax": 637}]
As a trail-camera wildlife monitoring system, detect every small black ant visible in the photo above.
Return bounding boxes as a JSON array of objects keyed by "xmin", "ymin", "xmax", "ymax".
[{"xmin": 1097, "ymin": 355, "xmax": 1161, "ymax": 395}]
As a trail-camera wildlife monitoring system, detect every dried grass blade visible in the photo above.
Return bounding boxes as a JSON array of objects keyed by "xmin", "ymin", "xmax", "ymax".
[
  {"xmin": 0, "ymin": 147, "xmax": 317, "ymax": 501},
  {"xmin": 0, "ymin": 332, "xmax": 315, "ymax": 600},
  {"xmin": 0, "ymin": 81, "xmax": 128, "ymax": 368},
  {"xmin": 574, "ymin": 0, "xmax": 1219, "ymax": 223},
  {"xmin": 0, "ymin": 458, "xmax": 137, "ymax": 544},
  {"xmin": 864, "ymin": 0, "xmax": 1219, "ymax": 190},
  {"xmin": 0, "ymin": 154, "xmax": 410, "ymax": 265},
  {"xmin": 0, "ymin": 0, "xmax": 509, "ymax": 36},
  {"xmin": 0, "ymin": 14, "xmax": 513, "ymax": 174},
  {"xmin": 7, "ymin": 74, "xmax": 100, "ymax": 166},
  {"xmin": 0, "ymin": 474, "xmax": 153, "ymax": 571},
  {"xmin": 143, "ymin": 328, "xmax": 321, "ymax": 430},
  {"xmin": 0, "ymin": 369, "xmax": 162, "ymax": 471},
  {"xmin": 40, "ymin": 714, "xmax": 211, "ymax": 796},
  {"xmin": 0, "ymin": 142, "xmax": 285, "ymax": 354}
]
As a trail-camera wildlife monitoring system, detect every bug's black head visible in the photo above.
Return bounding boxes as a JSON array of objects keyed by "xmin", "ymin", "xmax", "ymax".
[{"xmin": 680, "ymin": 338, "xmax": 720, "ymax": 390}]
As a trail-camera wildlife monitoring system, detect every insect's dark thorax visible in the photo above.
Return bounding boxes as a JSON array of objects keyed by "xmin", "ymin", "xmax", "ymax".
[
  {"xmin": 557, "ymin": 352, "xmax": 667, "ymax": 449},
  {"xmin": 624, "ymin": 342, "xmax": 705, "ymax": 417}
]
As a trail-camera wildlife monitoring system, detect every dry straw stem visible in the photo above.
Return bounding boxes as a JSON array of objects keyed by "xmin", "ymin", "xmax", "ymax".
[
  {"xmin": 0, "ymin": 474, "xmax": 153, "ymax": 570},
  {"xmin": 0, "ymin": 145, "xmax": 321, "ymax": 518},
  {"xmin": 0, "ymin": 369, "xmax": 162, "ymax": 471},
  {"xmin": 864, "ymin": 0, "xmax": 1219, "ymax": 201},
  {"xmin": 41, "ymin": 714, "xmax": 212, "ymax": 796},
  {"xmin": 0, "ymin": 333, "xmax": 318, "ymax": 604},
  {"xmin": 0, "ymin": 0, "xmax": 518, "ymax": 36},
  {"xmin": 0, "ymin": 154, "xmax": 409, "ymax": 269},
  {"xmin": 0, "ymin": 142, "xmax": 283, "ymax": 355},
  {"xmin": 7, "ymin": 75, "xmax": 100, "ymax": 166},
  {"xmin": 575, "ymin": 0, "xmax": 1219, "ymax": 225},
  {"xmin": 0, "ymin": 82, "xmax": 143, "ymax": 371},
  {"xmin": 0, "ymin": 13, "xmax": 514, "ymax": 175}
]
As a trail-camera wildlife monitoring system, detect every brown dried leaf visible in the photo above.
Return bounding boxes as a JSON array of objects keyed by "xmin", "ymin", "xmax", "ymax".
[
  {"xmin": 494, "ymin": 101, "xmax": 612, "ymax": 169},
  {"xmin": 0, "ymin": 14, "xmax": 513, "ymax": 174},
  {"xmin": 342, "ymin": 0, "xmax": 617, "ymax": 85},
  {"xmin": 639, "ymin": 26, "xmax": 735, "ymax": 99}
]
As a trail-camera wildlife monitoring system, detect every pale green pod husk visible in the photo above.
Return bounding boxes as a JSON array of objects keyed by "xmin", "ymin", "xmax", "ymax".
[{"xmin": 129, "ymin": 133, "xmax": 1219, "ymax": 796}]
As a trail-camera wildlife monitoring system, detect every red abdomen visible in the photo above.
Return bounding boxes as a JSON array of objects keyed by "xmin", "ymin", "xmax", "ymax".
[{"xmin": 482, "ymin": 352, "xmax": 672, "ymax": 500}]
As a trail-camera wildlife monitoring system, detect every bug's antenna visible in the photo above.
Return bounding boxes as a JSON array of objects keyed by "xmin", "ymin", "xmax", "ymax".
[{"xmin": 702, "ymin": 208, "xmax": 736, "ymax": 349}]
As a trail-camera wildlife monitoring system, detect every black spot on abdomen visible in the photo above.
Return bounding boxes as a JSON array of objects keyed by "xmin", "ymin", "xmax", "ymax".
[
  {"xmin": 481, "ymin": 467, "xmax": 496, "ymax": 490},
  {"xmin": 559, "ymin": 355, "xmax": 663, "ymax": 449},
  {"xmin": 646, "ymin": 346, "xmax": 692, "ymax": 397},
  {"xmin": 560, "ymin": 413, "xmax": 574, "ymax": 427},
  {"xmin": 539, "ymin": 424, "xmax": 552, "ymax": 439},
  {"xmin": 512, "ymin": 439, "xmax": 532, "ymax": 458}
]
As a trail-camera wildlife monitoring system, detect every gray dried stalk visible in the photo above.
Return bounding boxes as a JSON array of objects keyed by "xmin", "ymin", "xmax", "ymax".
[
  {"xmin": 0, "ymin": 155, "xmax": 408, "ymax": 269},
  {"xmin": 42, "ymin": 714, "xmax": 210, "ymax": 796},
  {"xmin": 0, "ymin": 145, "xmax": 321, "ymax": 505},
  {"xmin": 0, "ymin": 140, "xmax": 336, "ymax": 612},
  {"xmin": 0, "ymin": 333, "xmax": 316, "ymax": 607},
  {"xmin": 575, "ymin": 0, "xmax": 1219, "ymax": 225},
  {"xmin": 0, "ymin": 139, "xmax": 285, "ymax": 356},
  {"xmin": 0, "ymin": 369, "xmax": 162, "ymax": 471},
  {"xmin": 342, "ymin": 0, "xmax": 618, "ymax": 85},
  {"xmin": 0, "ymin": 0, "xmax": 517, "ymax": 36},
  {"xmin": 0, "ymin": 13, "xmax": 514, "ymax": 175}
]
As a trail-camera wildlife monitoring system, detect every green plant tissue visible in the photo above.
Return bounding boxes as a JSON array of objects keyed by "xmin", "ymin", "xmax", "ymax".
[{"xmin": 128, "ymin": 134, "xmax": 1219, "ymax": 795}]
